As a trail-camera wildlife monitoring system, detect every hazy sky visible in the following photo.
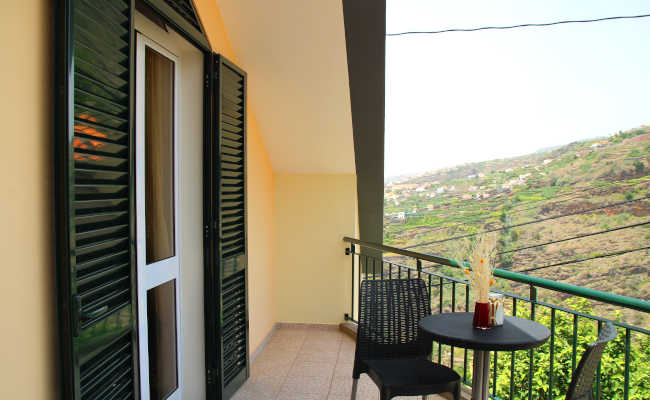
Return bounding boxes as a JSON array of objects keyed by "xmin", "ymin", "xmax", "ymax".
[{"xmin": 385, "ymin": 0, "xmax": 650, "ymax": 177}]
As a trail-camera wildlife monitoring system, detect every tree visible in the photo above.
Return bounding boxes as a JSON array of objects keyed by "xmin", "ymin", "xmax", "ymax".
[{"xmin": 633, "ymin": 161, "xmax": 644, "ymax": 175}]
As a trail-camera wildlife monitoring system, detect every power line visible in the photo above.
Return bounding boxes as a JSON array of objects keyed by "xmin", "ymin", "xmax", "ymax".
[
  {"xmin": 498, "ymin": 220, "xmax": 650, "ymax": 255},
  {"xmin": 403, "ymin": 195, "xmax": 649, "ymax": 249},
  {"xmin": 387, "ymin": 13, "xmax": 650, "ymax": 37},
  {"xmin": 515, "ymin": 245, "xmax": 650, "ymax": 274}
]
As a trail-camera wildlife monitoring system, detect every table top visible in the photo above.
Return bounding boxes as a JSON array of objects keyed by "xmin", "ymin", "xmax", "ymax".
[{"xmin": 419, "ymin": 312, "xmax": 551, "ymax": 351}]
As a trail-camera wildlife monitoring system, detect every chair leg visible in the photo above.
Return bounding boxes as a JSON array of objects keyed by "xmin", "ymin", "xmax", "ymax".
[
  {"xmin": 350, "ymin": 378, "xmax": 358, "ymax": 400},
  {"xmin": 453, "ymin": 382, "xmax": 461, "ymax": 400}
]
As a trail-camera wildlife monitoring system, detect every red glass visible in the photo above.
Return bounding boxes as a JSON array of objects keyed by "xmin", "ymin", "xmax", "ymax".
[{"xmin": 473, "ymin": 301, "xmax": 492, "ymax": 330}]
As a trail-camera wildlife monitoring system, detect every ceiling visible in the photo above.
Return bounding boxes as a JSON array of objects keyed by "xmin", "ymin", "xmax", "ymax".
[{"xmin": 216, "ymin": 0, "xmax": 355, "ymax": 174}]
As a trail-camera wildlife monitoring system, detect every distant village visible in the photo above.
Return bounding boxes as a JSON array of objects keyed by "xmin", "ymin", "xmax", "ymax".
[
  {"xmin": 384, "ymin": 158, "xmax": 559, "ymax": 221},
  {"xmin": 384, "ymin": 136, "xmax": 621, "ymax": 224}
]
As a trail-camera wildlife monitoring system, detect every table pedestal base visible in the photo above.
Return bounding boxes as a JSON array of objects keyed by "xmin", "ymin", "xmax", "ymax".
[{"xmin": 471, "ymin": 350, "xmax": 490, "ymax": 400}]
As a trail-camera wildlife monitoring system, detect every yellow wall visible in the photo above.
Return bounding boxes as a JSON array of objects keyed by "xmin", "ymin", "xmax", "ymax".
[
  {"xmin": 0, "ymin": 2, "xmax": 351, "ymax": 398},
  {"xmin": 274, "ymin": 174, "xmax": 357, "ymax": 324},
  {"xmin": 195, "ymin": 0, "xmax": 277, "ymax": 353},
  {"xmin": 0, "ymin": 2, "xmax": 56, "ymax": 399}
]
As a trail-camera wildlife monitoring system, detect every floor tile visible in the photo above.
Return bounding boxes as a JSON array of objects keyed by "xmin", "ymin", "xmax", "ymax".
[
  {"xmin": 280, "ymin": 375, "xmax": 332, "ymax": 395},
  {"xmin": 289, "ymin": 360, "xmax": 336, "ymax": 378}
]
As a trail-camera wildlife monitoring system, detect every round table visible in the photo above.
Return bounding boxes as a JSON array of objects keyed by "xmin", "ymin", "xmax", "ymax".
[{"xmin": 419, "ymin": 312, "xmax": 550, "ymax": 400}]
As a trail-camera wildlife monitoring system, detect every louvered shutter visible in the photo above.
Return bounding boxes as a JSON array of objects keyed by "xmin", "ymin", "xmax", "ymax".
[
  {"xmin": 204, "ymin": 54, "xmax": 249, "ymax": 400},
  {"xmin": 55, "ymin": 1, "xmax": 139, "ymax": 399}
]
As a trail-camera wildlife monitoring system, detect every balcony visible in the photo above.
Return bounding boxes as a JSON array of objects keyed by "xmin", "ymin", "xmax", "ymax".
[{"xmin": 234, "ymin": 238, "xmax": 650, "ymax": 400}]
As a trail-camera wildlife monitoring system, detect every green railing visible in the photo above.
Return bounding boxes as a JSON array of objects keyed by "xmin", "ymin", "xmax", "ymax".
[{"xmin": 343, "ymin": 237, "xmax": 650, "ymax": 400}]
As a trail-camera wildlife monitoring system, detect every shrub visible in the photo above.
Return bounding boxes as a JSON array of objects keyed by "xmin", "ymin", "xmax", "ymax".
[{"xmin": 491, "ymin": 299, "xmax": 650, "ymax": 399}]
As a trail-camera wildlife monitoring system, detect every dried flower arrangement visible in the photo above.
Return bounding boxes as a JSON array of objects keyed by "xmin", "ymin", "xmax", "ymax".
[{"xmin": 460, "ymin": 235, "xmax": 498, "ymax": 303}]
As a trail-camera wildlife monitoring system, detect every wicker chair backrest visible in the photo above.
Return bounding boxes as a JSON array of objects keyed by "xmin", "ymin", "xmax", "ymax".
[
  {"xmin": 565, "ymin": 322, "xmax": 617, "ymax": 400},
  {"xmin": 356, "ymin": 278, "xmax": 432, "ymax": 360}
]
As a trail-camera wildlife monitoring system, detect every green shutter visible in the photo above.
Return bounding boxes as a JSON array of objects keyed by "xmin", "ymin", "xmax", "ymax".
[
  {"xmin": 55, "ymin": 0, "xmax": 139, "ymax": 399},
  {"xmin": 204, "ymin": 54, "xmax": 249, "ymax": 400}
]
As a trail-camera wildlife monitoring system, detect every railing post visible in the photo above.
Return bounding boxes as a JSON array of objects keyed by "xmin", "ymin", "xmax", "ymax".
[
  {"xmin": 596, "ymin": 320, "xmax": 602, "ymax": 400},
  {"xmin": 349, "ymin": 244, "xmax": 355, "ymax": 321},
  {"xmin": 549, "ymin": 308, "xmax": 556, "ymax": 400},
  {"xmin": 528, "ymin": 285, "xmax": 537, "ymax": 400},
  {"xmin": 624, "ymin": 328, "xmax": 631, "ymax": 400},
  {"xmin": 417, "ymin": 258, "xmax": 422, "ymax": 279},
  {"xmin": 510, "ymin": 298, "xmax": 517, "ymax": 400}
]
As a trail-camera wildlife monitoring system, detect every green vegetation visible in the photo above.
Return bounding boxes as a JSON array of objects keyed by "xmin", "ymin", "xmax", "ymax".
[
  {"xmin": 384, "ymin": 125, "xmax": 650, "ymax": 329},
  {"xmin": 491, "ymin": 299, "xmax": 650, "ymax": 400}
]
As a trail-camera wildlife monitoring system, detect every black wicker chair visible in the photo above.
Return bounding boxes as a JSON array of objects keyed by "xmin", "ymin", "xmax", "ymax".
[
  {"xmin": 351, "ymin": 278, "xmax": 461, "ymax": 400},
  {"xmin": 564, "ymin": 322, "xmax": 617, "ymax": 400}
]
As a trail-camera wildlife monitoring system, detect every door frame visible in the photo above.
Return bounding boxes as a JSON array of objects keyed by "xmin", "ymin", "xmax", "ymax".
[{"xmin": 135, "ymin": 32, "xmax": 183, "ymax": 400}]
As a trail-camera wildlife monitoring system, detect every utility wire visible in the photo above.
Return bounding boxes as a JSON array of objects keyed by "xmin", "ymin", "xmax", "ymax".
[
  {"xmin": 387, "ymin": 13, "xmax": 650, "ymax": 37},
  {"xmin": 516, "ymin": 245, "xmax": 650, "ymax": 273},
  {"xmin": 403, "ymin": 195, "xmax": 649, "ymax": 249},
  {"xmin": 498, "ymin": 220, "xmax": 650, "ymax": 255}
]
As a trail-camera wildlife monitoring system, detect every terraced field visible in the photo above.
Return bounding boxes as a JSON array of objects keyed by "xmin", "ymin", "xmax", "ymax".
[{"xmin": 383, "ymin": 126, "xmax": 650, "ymax": 327}]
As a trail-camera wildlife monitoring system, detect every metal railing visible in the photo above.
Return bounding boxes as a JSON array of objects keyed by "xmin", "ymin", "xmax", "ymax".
[{"xmin": 343, "ymin": 237, "xmax": 650, "ymax": 400}]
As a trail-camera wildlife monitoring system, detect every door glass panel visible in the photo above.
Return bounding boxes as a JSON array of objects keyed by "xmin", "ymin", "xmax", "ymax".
[
  {"xmin": 147, "ymin": 279, "xmax": 178, "ymax": 399},
  {"xmin": 145, "ymin": 47, "xmax": 175, "ymax": 264}
]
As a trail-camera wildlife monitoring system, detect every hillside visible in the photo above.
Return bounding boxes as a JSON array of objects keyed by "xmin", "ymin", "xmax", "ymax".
[{"xmin": 383, "ymin": 126, "xmax": 650, "ymax": 328}]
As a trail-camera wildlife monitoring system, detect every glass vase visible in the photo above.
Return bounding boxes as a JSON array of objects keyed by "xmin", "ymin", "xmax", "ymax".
[{"xmin": 473, "ymin": 301, "xmax": 492, "ymax": 330}]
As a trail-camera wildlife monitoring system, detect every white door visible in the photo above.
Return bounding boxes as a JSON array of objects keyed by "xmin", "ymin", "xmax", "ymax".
[{"xmin": 136, "ymin": 33, "xmax": 183, "ymax": 400}]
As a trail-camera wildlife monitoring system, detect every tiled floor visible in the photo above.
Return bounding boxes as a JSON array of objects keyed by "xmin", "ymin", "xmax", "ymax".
[{"xmin": 232, "ymin": 325, "xmax": 449, "ymax": 400}]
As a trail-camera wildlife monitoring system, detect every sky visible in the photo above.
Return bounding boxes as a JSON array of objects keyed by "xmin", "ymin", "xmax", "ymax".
[{"xmin": 385, "ymin": 0, "xmax": 650, "ymax": 178}]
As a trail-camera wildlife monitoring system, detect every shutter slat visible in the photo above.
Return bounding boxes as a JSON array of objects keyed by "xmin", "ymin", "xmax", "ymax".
[
  {"xmin": 81, "ymin": 289, "xmax": 130, "ymax": 319},
  {"xmin": 75, "ymin": 237, "xmax": 129, "ymax": 259},
  {"xmin": 78, "ymin": 0, "xmax": 128, "ymax": 24},
  {"xmin": 85, "ymin": 366, "xmax": 132, "ymax": 400},
  {"xmin": 75, "ymin": 183, "xmax": 128, "ymax": 196},
  {"xmin": 221, "ymin": 154, "xmax": 243, "ymax": 164},
  {"xmin": 75, "ymin": 89, "xmax": 128, "ymax": 118},
  {"xmin": 76, "ymin": 169, "xmax": 128, "ymax": 184},
  {"xmin": 222, "ymin": 114, "xmax": 243, "ymax": 127},
  {"xmin": 221, "ymin": 98, "xmax": 243, "ymax": 113},
  {"xmin": 75, "ymin": 59, "xmax": 128, "ymax": 91},
  {"xmin": 76, "ymin": 250, "xmax": 130, "ymax": 272},
  {"xmin": 80, "ymin": 343, "xmax": 131, "ymax": 391},
  {"xmin": 79, "ymin": 275, "xmax": 129, "ymax": 300},
  {"xmin": 222, "ymin": 66, "xmax": 243, "ymax": 83},
  {"xmin": 163, "ymin": 0, "xmax": 202, "ymax": 31},
  {"xmin": 76, "ymin": 74, "xmax": 128, "ymax": 106},
  {"xmin": 74, "ymin": 151, "xmax": 129, "ymax": 170},
  {"xmin": 74, "ymin": 119, "xmax": 129, "ymax": 143},
  {"xmin": 222, "ymin": 121, "xmax": 243, "ymax": 134},
  {"xmin": 74, "ymin": 22, "xmax": 128, "ymax": 55},
  {"xmin": 222, "ymin": 225, "xmax": 244, "ymax": 236},
  {"xmin": 74, "ymin": 41, "xmax": 128, "ymax": 77},
  {"xmin": 76, "ymin": 224, "xmax": 128, "ymax": 243},
  {"xmin": 75, "ymin": 198, "xmax": 128, "ymax": 213},
  {"xmin": 75, "ymin": 2, "xmax": 129, "ymax": 38},
  {"xmin": 77, "ymin": 263, "xmax": 129, "ymax": 286},
  {"xmin": 221, "ymin": 146, "xmax": 242, "ymax": 156},
  {"xmin": 222, "ymin": 136, "xmax": 243, "ymax": 146},
  {"xmin": 75, "ymin": 104, "xmax": 128, "ymax": 129}
]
